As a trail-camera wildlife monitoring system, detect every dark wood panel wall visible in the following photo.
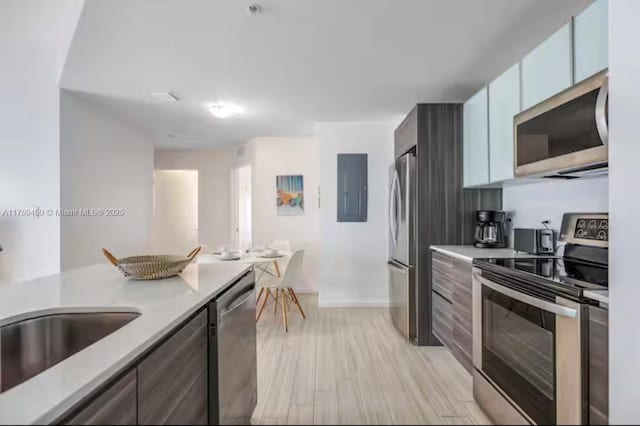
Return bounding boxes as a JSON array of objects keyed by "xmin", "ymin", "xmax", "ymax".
[{"xmin": 395, "ymin": 104, "xmax": 502, "ymax": 346}]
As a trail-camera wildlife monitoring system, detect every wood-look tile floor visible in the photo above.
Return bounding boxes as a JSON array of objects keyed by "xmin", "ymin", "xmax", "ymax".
[{"xmin": 252, "ymin": 294, "xmax": 492, "ymax": 425}]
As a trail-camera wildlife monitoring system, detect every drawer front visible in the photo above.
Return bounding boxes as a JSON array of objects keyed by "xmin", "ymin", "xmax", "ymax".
[
  {"xmin": 432, "ymin": 251, "xmax": 455, "ymax": 301},
  {"xmin": 432, "ymin": 269, "xmax": 453, "ymax": 303},
  {"xmin": 432, "ymin": 291, "xmax": 453, "ymax": 349},
  {"xmin": 432, "ymin": 251, "xmax": 454, "ymax": 273}
]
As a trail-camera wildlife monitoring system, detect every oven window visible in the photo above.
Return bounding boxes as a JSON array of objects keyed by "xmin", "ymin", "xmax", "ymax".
[
  {"xmin": 482, "ymin": 286, "xmax": 556, "ymax": 425},
  {"xmin": 516, "ymin": 87, "xmax": 605, "ymax": 168}
]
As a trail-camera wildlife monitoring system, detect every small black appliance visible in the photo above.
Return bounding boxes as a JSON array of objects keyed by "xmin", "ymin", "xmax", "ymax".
[{"xmin": 474, "ymin": 210, "xmax": 507, "ymax": 248}]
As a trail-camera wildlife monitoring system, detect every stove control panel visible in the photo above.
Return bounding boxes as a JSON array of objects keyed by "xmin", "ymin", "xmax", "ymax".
[
  {"xmin": 575, "ymin": 217, "xmax": 608, "ymax": 241},
  {"xmin": 560, "ymin": 212, "xmax": 608, "ymax": 248}
]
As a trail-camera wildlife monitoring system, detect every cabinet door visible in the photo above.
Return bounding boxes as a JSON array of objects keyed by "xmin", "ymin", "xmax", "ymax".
[
  {"xmin": 589, "ymin": 306, "xmax": 608, "ymax": 425},
  {"xmin": 66, "ymin": 370, "xmax": 137, "ymax": 425},
  {"xmin": 394, "ymin": 106, "xmax": 418, "ymax": 157},
  {"xmin": 138, "ymin": 310, "xmax": 208, "ymax": 425},
  {"xmin": 463, "ymin": 87, "xmax": 489, "ymax": 187},
  {"xmin": 489, "ymin": 63, "xmax": 520, "ymax": 182},
  {"xmin": 574, "ymin": 0, "xmax": 608, "ymax": 83},
  {"xmin": 432, "ymin": 291, "xmax": 453, "ymax": 349},
  {"xmin": 337, "ymin": 153, "xmax": 368, "ymax": 222},
  {"xmin": 451, "ymin": 259, "xmax": 473, "ymax": 374},
  {"xmin": 521, "ymin": 22, "xmax": 572, "ymax": 110}
]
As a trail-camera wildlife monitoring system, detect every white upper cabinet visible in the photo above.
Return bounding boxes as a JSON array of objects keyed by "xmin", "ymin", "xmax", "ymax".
[
  {"xmin": 574, "ymin": 0, "xmax": 608, "ymax": 83},
  {"xmin": 489, "ymin": 63, "xmax": 520, "ymax": 183},
  {"xmin": 463, "ymin": 87, "xmax": 489, "ymax": 187},
  {"xmin": 521, "ymin": 23, "xmax": 572, "ymax": 110}
]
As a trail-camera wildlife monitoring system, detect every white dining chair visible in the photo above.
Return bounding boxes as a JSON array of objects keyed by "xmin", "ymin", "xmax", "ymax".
[{"xmin": 256, "ymin": 250, "xmax": 306, "ymax": 332}]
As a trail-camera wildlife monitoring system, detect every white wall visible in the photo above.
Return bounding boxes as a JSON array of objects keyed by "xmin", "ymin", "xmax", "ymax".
[
  {"xmin": 60, "ymin": 91, "xmax": 154, "ymax": 270},
  {"xmin": 502, "ymin": 176, "xmax": 609, "ymax": 234},
  {"xmin": 316, "ymin": 122, "xmax": 395, "ymax": 306},
  {"xmin": 247, "ymin": 137, "xmax": 320, "ymax": 292},
  {"xmin": 0, "ymin": 0, "xmax": 84, "ymax": 282},
  {"xmin": 609, "ymin": 1, "xmax": 640, "ymax": 422},
  {"xmin": 154, "ymin": 148, "xmax": 234, "ymax": 251}
]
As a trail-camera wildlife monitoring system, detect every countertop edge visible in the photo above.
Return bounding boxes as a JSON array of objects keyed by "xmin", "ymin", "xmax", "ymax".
[{"xmin": 430, "ymin": 246, "xmax": 474, "ymax": 263}]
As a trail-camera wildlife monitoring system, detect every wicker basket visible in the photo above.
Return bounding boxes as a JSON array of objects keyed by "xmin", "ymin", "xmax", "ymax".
[{"xmin": 102, "ymin": 246, "xmax": 202, "ymax": 280}]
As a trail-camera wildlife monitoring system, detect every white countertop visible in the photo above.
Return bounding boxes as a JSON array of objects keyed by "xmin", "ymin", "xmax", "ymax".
[
  {"xmin": 430, "ymin": 245, "xmax": 554, "ymax": 263},
  {"xmin": 0, "ymin": 262, "xmax": 251, "ymax": 425}
]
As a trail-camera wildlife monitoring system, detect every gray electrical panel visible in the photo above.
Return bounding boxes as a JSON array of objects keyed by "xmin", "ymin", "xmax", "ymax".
[{"xmin": 337, "ymin": 153, "xmax": 367, "ymax": 222}]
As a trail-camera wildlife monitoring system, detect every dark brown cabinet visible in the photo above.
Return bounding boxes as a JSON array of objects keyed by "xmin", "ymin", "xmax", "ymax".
[
  {"xmin": 138, "ymin": 310, "xmax": 208, "ymax": 425},
  {"xmin": 432, "ymin": 291, "xmax": 453, "ymax": 349},
  {"xmin": 66, "ymin": 370, "xmax": 137, "ymax": 425},
  {"xmin": 588, "ymin": 305, "xmax": 609, "ymax": 425},
  {"xmin": 431, "ymin": 250, "xmax": 473, "ymax": 373},
  {"xmin": 61, "ymin": 310, "xmax": 208, "ymax": 426},
  {"xmin": 394, "ymin": 106, "xmax": 418, "ymax": 158}
]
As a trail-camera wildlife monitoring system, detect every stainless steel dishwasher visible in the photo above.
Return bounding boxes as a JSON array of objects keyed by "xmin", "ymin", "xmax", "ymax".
[{"xmin": 208, "ymin": 269, "xmax": 257, "ymax": 425}]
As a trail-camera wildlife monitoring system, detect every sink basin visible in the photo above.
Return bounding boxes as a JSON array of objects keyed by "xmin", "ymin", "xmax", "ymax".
[{"xmin": 0, "ymin": 310, "xmax": 140, "ymax": 394}]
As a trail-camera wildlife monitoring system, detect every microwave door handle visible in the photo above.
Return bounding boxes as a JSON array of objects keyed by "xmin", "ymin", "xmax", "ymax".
[
  {"xmin": 595, "ymin": 76, "xmax": 609, "ymax": 146},
  {"xmin": 479, "ymin": 276, "xmax": 578, "ymax": 318}
]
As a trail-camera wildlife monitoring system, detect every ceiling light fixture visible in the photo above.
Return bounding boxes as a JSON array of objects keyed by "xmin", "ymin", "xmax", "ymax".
[
  {"xmin": 248, "ymin": 4, "xmax": 262, "ymax": 14},
  {"xmin": 207, "ymin": 102, "xmax": 244, "ymax": 119}
]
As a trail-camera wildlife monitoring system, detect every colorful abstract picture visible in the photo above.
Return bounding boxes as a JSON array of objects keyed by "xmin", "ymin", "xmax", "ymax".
[{"xmin": 276, "ymin": 175, "xmax": 304, "ymax": 216}]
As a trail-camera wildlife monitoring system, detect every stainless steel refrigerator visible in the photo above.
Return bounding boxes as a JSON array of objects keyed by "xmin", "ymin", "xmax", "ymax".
[
  {"xmin": 388, "ymin": 152, "xmax": 416, "ymax": 340},
  {"xmin": 389, "ymin": 104, "xmax": 501, "ymax": 346}
]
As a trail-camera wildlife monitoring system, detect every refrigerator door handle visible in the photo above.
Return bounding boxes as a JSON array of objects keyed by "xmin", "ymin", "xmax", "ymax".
[
  {"xmin": 388, "ymin": 171, "xmax": 399, "ymax": 247},
  {"xmin": 387, "ymin": 259, "xmax": 407, "ymax": 273},
  {"xmin": 393, "ymin": 171, "xmax": 401, "ymax": 244}
]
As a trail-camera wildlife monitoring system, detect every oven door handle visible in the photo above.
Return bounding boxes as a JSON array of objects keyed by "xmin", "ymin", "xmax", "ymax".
[{"xmin": 479, "ymin": 276, "xmax": 578, "ymax": 318}]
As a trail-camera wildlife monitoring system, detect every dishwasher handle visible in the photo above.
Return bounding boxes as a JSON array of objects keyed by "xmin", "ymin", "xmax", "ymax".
[{"xmin": 220, "ymin": 286, "xmax": 255, "ymax": 319}]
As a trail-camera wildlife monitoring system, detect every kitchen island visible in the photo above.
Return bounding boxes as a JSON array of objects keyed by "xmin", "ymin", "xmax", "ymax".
[{"xmin": 0, "ymin": 262, "xmax": 253, "ymax": 425}]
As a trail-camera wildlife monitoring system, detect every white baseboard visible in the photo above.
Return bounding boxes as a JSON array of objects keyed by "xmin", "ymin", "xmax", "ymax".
[{"xmin": 318, "ymin": 300, "xmax": 390, "ymax": 308}]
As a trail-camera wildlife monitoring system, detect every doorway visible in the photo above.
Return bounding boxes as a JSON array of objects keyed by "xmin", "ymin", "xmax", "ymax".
[
  {"xmin": 151, "ymin": 170, "xmax": 199, "ymax": 254},
  {"xmin": 230, "ymin": 165, "xmax": 252, "ymax": 252}
]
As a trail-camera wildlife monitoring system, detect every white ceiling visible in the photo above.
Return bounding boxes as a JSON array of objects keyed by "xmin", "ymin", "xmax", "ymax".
[{"xmin": 61, "ymin": 0, "xmax": 591, "ymax": 148}]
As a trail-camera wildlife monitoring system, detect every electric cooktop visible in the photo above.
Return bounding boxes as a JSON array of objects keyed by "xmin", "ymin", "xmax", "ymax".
[
  {"xmin": 474, "ymin": 213, "xmax": 609, "ymax": 302},
  {"xmin": 473, "ymin": 255, "xmax": 608, "ymax": 302},
  {"xmin": 477, "ymin": 256, "xmax": 606, "ymax": 287}
]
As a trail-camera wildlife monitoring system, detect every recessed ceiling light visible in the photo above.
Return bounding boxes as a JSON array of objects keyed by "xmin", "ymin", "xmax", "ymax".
[
  {"xmin": 149, "ymin": 91, "xmax": 179, "ymax": 102},
  {"xmin": 207, "ymin": 102, "xmax": 244, "ymax": 119},
  {"xmin": 248, "ymin": 4, "xmax": 262, "ymax": 14}
]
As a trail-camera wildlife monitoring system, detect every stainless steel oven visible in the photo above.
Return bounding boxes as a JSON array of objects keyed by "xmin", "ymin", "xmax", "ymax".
[
  {"xmin": 472, "ymin": 268, "xmax": 585, "ymax": 425},
  {"xmin": 514, "ymin": 70, "xmax": 608, "ymax": 178}
]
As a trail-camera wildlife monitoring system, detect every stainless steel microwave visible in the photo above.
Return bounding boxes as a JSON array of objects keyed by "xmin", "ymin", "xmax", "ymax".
[{"xmin": 514, "ymin": 70, "xmax": 608, "ymax": 178}]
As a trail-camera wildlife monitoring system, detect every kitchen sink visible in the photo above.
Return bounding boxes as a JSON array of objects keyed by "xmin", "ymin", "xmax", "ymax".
[{"xmin": 0, "ymin": 310, "xmax": 140, "ymax": 394}]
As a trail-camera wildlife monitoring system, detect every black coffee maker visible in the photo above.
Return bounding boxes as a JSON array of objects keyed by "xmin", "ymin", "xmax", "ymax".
[{"xmin": 474, "ymin": 210, "xmax": 507, "ymax": 248}]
